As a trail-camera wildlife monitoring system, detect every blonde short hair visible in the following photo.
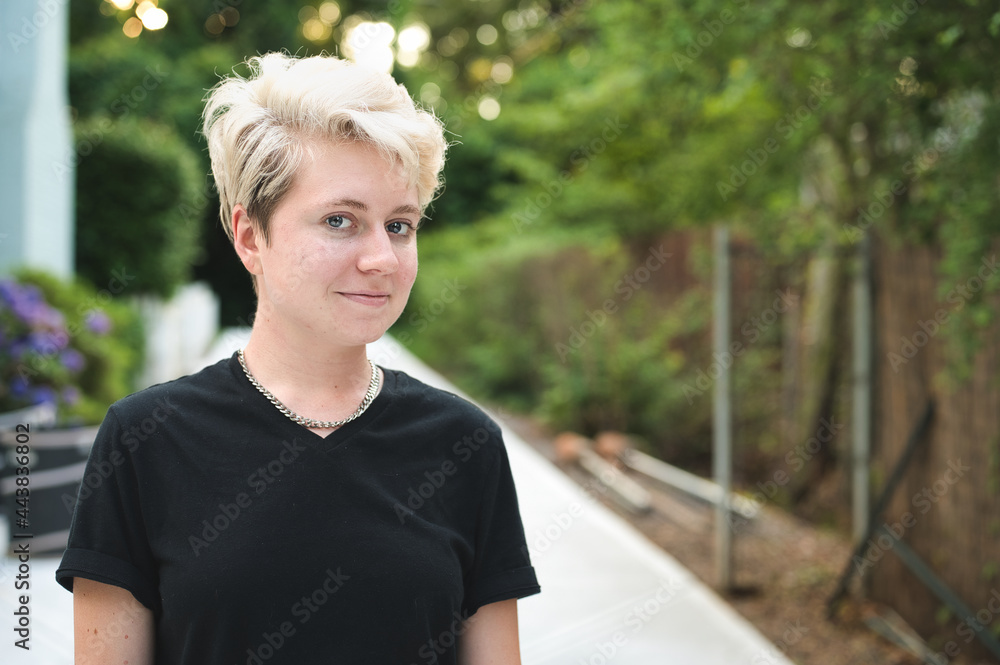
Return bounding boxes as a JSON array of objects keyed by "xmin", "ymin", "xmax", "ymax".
[{"xmin": 202, "ymin": 52, "xmax": 447, "ymax": 245}]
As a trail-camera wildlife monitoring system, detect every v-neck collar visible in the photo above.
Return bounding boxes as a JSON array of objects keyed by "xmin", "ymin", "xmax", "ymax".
[{"xmin": 227, "ymin": 351, "xmax": 395, "ymax": 450}]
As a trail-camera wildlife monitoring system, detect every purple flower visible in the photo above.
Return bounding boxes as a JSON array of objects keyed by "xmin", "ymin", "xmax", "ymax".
[
  {"xmin": 85, "ymin": 310, "xmax": 113, "ymax": 335},
  {"xmin": 0, "ymin": 280, "xmax": 18, "ymax": 307},
  {"xmin": 61, "ymin": 386, "xmax": 80, "ymax": 405},
  {"xmin": 60, "ymin": 348, "xmax": 85, "ymax": 373},
  {"xmin": 10, "ymin": 376, "xmax": 30, "ymax": 398},
  {"xmin": 0, "ymin": 281, "xmax": 64, "ymax": 329},
  {"xmin": 29, "ymin": 386, "xmax": 56, "ymax": 407},
  {"xmin": 28, "ymin": 330, "xmax": 68, "ymax": 354},
  {"xmin": 7, "ymin": 340, "xmax": 29, "ymax": 360}
]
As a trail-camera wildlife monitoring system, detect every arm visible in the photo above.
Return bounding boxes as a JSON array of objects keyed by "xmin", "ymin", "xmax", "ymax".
[
  {"xmin": 457, "ymin": 598, "xmax": 523, "ymax": 665},
  {"xmin": 74, "ymin": 578, "xmax": 155, "ymax": 665}
]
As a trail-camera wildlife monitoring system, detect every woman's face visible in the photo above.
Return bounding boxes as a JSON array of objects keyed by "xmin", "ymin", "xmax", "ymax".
[{"xmin": 248, "ymin": 139, "xmax": 421, "ymax": 348}]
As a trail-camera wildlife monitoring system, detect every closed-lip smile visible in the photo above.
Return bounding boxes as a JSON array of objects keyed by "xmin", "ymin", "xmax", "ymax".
[{"xmin": 339, "ymin": 291, "xmax": 390, "ymax": 306}]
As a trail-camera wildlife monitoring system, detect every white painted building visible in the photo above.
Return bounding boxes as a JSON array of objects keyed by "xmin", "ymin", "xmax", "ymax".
[{"xmin": 0, "ymin": 0, "xmax": 74, "ymax": 277}]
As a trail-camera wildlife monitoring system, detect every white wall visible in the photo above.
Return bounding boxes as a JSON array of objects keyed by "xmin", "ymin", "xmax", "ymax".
[{"xmin": 0, "ymin": 0, "xmax": 74, "ymax": 277}]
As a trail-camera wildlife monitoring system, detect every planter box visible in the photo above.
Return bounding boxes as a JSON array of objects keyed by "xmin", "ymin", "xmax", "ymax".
[{"xmin": 0, "ymin": 424, "xmax": 98, "ymax": 556}]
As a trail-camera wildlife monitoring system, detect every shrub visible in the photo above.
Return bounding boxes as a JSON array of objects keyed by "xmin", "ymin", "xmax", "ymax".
[
  {"xmin": 393, "ymin": 224, "xmax": 716, "ymax": 462},
  {"xmin": 74, "ymin": 116, "xmax": 205, "ymax": 298},
  {"xmin": 0, "ymin": 269, "xmax": 144, "ymax": 425}
]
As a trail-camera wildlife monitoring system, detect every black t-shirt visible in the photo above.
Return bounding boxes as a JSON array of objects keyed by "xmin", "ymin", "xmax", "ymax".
[{"xmin": 56, "ymin": 353, "xmax": 540, "ymax": 664}]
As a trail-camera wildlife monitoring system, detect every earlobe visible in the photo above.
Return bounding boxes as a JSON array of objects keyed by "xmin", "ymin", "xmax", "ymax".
[{"xmin": 232, "ymin": 205, "xmax": 262, "ymax": 276}]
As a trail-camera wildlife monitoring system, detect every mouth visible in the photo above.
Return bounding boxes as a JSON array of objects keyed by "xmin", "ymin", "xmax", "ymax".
[{"xmin": 339, "ymin": 291, "xmax": 390, "ymax": 307}]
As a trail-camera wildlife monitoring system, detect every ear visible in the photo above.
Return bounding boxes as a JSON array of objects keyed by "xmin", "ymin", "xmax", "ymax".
[{"xmin": 232, "ymin": 204, "xmax": 264, "ymax": 277}]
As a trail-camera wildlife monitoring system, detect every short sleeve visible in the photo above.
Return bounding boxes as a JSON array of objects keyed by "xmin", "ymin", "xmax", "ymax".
[
  {"xmin": 462, "ymin": 435, "xmax": 541, "ymax": 616},
  {"xmin": 55, "ymin": 407, "xmax": 160, "ymax": 613}
]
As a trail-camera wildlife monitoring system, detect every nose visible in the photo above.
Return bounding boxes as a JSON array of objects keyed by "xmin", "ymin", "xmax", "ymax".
[{"xmin": 356, "ymin": 227, "xmax": 399, "ymax": 274}]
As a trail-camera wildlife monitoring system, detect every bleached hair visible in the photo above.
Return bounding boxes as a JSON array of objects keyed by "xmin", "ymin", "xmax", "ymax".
[{"xmin": 202, "ymin": 52, "xmax": 447, "ymax": 244}]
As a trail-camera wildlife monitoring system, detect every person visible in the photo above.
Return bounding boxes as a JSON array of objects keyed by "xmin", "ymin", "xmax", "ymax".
[{"xmin": 55, "ymin": 52, "xmax": 540, "ymax": 664}]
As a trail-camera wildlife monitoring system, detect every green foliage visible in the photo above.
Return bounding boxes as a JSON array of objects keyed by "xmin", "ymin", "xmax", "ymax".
[
  {"xmin": 394, "ymin": 224, "xmax": 720, "ymax": 461},
  {"xmin": 74, "ymin": 116, "xmax": 206, "ymax": 299},
  {"xmin": 66, "ymin": 0, "xmax": 1000, "ymax": 462},
  {"xmin": 2, "ymin": 270, "xmax": 144, "ymax": 426}
]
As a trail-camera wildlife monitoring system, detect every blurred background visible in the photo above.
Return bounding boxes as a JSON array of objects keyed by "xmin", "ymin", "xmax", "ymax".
[{"xmin": 1, "ymin": 0, "xmax": 999, "ymax": 663}]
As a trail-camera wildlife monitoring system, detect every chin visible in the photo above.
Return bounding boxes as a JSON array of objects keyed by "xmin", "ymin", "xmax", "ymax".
[{"xmin": 349, "ymin": 319, "xmax": 402, "ymax": 347}]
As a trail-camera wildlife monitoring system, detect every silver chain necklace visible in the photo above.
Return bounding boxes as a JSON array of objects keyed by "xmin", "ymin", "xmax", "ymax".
[{"xmin": 237, "ymin": 348, "xmax": 380, "ymax": 429}]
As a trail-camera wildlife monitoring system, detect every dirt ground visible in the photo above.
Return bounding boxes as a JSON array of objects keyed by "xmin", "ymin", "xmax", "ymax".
[{"xmin": 503, "ymin": 414, "xmax": 993, "ymax": 665}]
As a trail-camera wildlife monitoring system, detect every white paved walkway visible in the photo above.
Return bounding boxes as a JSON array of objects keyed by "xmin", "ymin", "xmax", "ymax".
[{"xmin": 0, "ymin": 332, "xmax": 793, "ymax": 664}]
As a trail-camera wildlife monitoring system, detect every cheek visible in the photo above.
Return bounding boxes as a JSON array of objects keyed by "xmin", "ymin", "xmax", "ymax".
[{"xmin": 398, "ymin": 246, "xmax": 418, "ymax": 287}]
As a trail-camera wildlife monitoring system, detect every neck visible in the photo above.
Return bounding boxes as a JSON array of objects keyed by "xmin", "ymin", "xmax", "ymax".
[{"xmin": 241, "ymin": 311, "xmax": 377, "ymax": 424}]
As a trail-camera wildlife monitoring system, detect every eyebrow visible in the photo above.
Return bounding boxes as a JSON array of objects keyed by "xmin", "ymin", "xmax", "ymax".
[{"xmin": 327, "ymin": 199, "xmax": 421, "ymax": 217}]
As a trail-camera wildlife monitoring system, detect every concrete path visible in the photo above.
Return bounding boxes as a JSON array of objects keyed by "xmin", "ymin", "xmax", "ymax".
[{"xmin": 0, "ymin": 331, "xmax": 793, "ymax": 664}]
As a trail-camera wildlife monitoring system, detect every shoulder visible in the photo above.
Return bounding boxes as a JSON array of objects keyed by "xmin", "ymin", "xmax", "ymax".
[
  {"xmin": 381, "ymin": 368, "xmax": 505, "ymax": 458},
  {"xmin": 107, "ymin": 355, "xmax": 235, "ymax": 426},
  {"xmin": 384, "ymin": 368, "xmax": 494, "ymax": 423}
]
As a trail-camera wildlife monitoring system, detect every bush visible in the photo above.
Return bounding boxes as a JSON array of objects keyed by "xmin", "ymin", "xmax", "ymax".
[
  {"xmin": 0, "ymin": 269, "xmax": 144, "ymax": 425},
  {"xmin": 74, "ymin": 116, "xmax": 205, "ymax": 298},
  {"xmin": 392, "ymin": 223, "xmax": 716, "ymax": 462}
]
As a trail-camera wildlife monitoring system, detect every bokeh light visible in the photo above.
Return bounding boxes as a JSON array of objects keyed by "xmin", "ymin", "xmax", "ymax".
[
  {"xmin": 319, "ymin": 2, "xmax": 341, "ymax": 25},
  {"xmin": 299, "ymin": 5, "xmax": 318, "ymax": 23},
  {"xmin": 109, "ymin": 0, "xmax": 135, "ymax": 10},
  {"xmin": 300, "ymin": 2, "xmax": 340, "ymax": 44},
  {"xmin": 134, "ymin": 1, "xmax": 156, "ymax": 19},
  {"xmin": 122, "ymin": 16, "xmax": 143, "ymax": 38},
  {"xmin": 221, "ymin": 7, "xmax": 240, "ymax": 27},
  {"xmin": 141, "ymin": 7, "xmax": 168, "ymax": 30},
  {"xmin": 478, "ymin": 97, "xmax": 500, "ymax": 121},
  {"xmin": 303, "ymin": 17, "xmax": 332, "ymax": 42},
  {"xmin": 491, "ymin": 57, "xmax": 514, "ymax": 84},
  {"xmin": 205, "ymin": 14, "xmax": 225, "ymax": 35},
  {"xmin": 397, "ymin": 23, "xmax": 431, "ymax": 68},
  {"xmin": 476, "ymin": 24, "xmax": 498, "ymax": 46},
  {"xmin": 398, "ymin": 23, "xmax": 431, "ymax": 51},
  {"xmin": 344, "ymin": 20, "xmax": 396, "ymax": 73},
  {"xmin": 468, "ymin": 57, "xmax": 493, "ymax": 83},
  {"xmin": 785, "ymin": 28, "xmax": 812, "ymax": 48},
  {"xmin": 419, "ymin": 82, "xmax": 441, "ymax": 106}
]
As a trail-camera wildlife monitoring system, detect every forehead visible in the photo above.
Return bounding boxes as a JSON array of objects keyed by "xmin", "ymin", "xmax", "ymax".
[{"xmin": 286, "ymin": 139, "xmax": 418, "ymax": 209}]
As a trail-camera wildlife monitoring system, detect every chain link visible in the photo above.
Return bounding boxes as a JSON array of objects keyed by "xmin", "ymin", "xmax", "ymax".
[{"xmin": 237, "ymin": 348, "xmax": 380, "ymax": 429}]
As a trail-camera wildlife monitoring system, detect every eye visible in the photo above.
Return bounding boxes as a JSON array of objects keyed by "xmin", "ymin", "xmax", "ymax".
[
  {"xmin": 387, "ymin": 221, "xmax": 414, "ymax": 236},
  {"xmin": 325, "ymin": 215, "xmax": 352, "ymax": 229}
]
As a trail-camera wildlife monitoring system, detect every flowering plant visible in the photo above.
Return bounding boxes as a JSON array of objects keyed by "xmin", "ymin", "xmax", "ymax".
[{"xmin": 0, "ymin": 270, "xmax": 143, "ymax": 425}]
